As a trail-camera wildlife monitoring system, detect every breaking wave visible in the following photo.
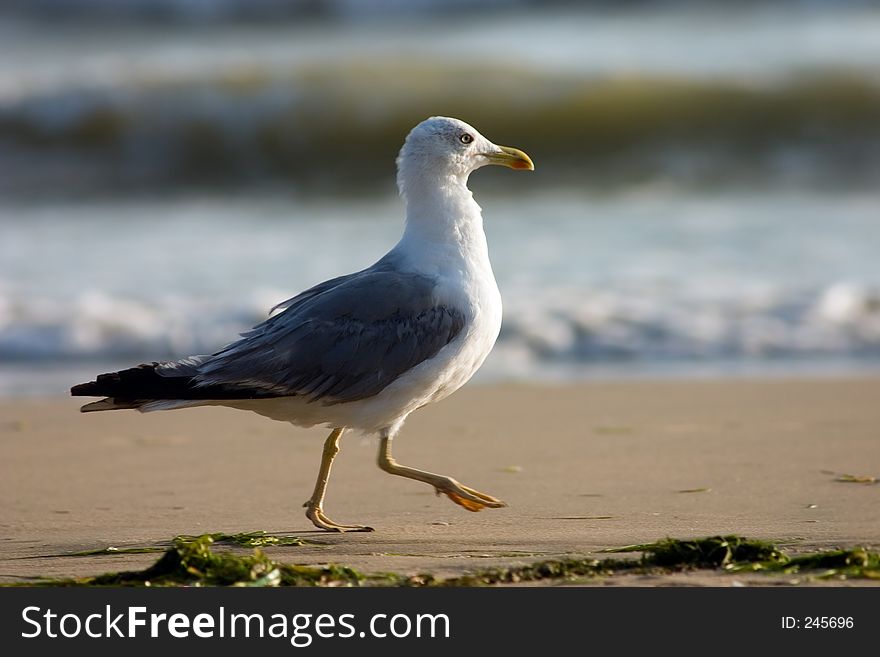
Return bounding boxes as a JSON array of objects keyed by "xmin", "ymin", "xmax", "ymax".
[{"xmin": 3, "ymin": 3, "xmax": 880, "ymax": 196}]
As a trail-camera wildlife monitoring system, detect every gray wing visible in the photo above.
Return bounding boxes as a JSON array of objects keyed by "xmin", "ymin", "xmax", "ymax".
[
  {"xmin": 190, "ymin": 270, "xmax": 466, "ymax": 405},
  {"xmin": 267, "ymin": 271, "xmax": 360, "ymax": 315},
  {"xmin": 153, "ymin": 272, "xmax": 362, "ymax": 378}
]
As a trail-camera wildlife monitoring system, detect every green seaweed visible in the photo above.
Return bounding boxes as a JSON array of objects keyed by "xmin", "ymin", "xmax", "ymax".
[
  {"xmin": 605, "ymin": 535, "xmax": 787, "ymax": 568},
  {"xmin": 7, "ymin": 534, "xmax": 880, "ymax": 587},
  {"xmin": 172, "ymin": 531, "xmax": 308, "ymax": 548},
  {"xmin": 89, "ymin": 536, "xmax": 281, "ymax": 587},
  {"xmin": 413, "ymin": 557, "xmax": 639, "ymax": 587},
  {"xmin": 604, "ymin": 536, "xmax": 879, "ymax": 580},
  {"xmin": 21, "ymin": 534, "xmax": 361, "ymax": 587},
  {"xmin": 757, "ymin": 548, "xmax": 880, "ymax": 580},
  {"xmin": 41, "ymin": 530, "xmax": 307, "ymax": 560}
]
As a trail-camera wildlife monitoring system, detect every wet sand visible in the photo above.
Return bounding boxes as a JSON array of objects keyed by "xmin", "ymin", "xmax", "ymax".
[{"xmin": 2, "ymin": 378, "xmax": 879, "ymax": 585}]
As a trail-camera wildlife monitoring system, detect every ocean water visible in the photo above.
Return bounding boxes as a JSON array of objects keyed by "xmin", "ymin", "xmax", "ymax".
[
  {"xmin": 5, "ymin": 2, "xmax": 880, "ymax": 93},
  {"xmin": 1, "ymin": 2, "xmax": 879, "ymax": 395},
  {"xmin": 3, "ymin": 3, "xmax": 880, "ymax": 194}
]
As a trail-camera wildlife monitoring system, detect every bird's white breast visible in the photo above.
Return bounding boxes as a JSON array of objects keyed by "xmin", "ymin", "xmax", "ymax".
[{"xmin": 425, "ymin": 252, "xmax": 502, "ymax": 404}]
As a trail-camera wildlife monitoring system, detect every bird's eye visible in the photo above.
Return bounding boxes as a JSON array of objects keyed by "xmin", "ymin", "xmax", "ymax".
[{"xmin": 459, "ymin": 133, "xmax": 474, "ymax": 144}]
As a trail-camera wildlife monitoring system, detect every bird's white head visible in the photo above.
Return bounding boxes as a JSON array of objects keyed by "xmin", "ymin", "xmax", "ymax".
[{"xmin": 396, "ymin": 116, "xmax": 533, "ymax": 198}]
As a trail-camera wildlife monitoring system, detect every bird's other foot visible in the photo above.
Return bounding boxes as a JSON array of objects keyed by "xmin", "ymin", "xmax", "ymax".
[
  {"xmin": 435, "ymin": 479, "xmax": 506, "ymax": 512},
  {"xmin": 303, "ymin": 502, "xmax": 374, "ymax": 532}
]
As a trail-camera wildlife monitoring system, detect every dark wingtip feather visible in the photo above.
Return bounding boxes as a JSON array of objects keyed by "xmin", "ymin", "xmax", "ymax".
[
  {"xmin": 71, "ymin": 381, "xmax": 99, "ymax": 396},
  {"xmin": 71, "ymin": 363, "xmax": 158, "ymax": 397}
]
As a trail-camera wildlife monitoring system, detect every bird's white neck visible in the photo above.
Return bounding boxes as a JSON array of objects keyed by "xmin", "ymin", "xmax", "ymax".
[{"xmin": 395, "ymin": 173, "xmax": 491, "ymax": 277}]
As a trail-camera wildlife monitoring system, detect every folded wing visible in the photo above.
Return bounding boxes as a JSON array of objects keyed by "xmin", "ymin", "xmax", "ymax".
[
  {"xmin": 196, "ymin": 270, "xmax": 465, "ymax": 404},
  {"xmin": 72, "ymin": 268, "xmax": 466, "ymax": 409}
]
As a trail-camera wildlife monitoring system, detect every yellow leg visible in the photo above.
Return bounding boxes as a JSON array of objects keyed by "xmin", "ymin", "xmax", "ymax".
[
  {"xmin": 303, "ymin": 428, "xmax": 373, "ymax": 532},
  {"xmin": 377, "ymin": 431, "xmax": 505, "ymax": 512}
]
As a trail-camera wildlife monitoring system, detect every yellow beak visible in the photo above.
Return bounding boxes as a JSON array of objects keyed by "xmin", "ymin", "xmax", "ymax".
[{"xmin": 484, "ymin": 145, "xmax": 534, "ymax": 171}]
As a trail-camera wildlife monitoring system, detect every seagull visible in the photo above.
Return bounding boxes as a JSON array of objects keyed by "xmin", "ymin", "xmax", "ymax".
[{"xmin": 71, "ymin": 116, "xmax": 534, "ymax": 532}]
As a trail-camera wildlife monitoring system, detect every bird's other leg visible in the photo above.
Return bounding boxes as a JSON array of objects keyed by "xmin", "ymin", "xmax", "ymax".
[
  {"xmin": 377, "ymin": 428, "xmax": 505, "ymax": 512},
  {"xmin": 303, "ymin": 427, "xmax": 373, "ymax": 532}
]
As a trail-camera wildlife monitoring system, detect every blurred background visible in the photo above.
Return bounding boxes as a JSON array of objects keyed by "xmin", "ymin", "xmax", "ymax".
[{"xmin": 1, "ymin": 0, "xmax": 879, "ymax": 396}]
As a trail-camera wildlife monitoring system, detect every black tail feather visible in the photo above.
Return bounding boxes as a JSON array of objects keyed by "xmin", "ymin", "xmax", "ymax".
[
  {"xmin": 71, "ymin": 362, "xmax": 280, "ymax": 403},
  {"xmin": 71, "ymin": 362, "xmax": 206, "ymax": 400}
]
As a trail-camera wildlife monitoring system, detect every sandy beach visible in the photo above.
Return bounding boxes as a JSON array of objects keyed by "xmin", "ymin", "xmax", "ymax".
[{"xmin": 2, "ymin": 378, "xmax": 879, "ymax": 585}]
